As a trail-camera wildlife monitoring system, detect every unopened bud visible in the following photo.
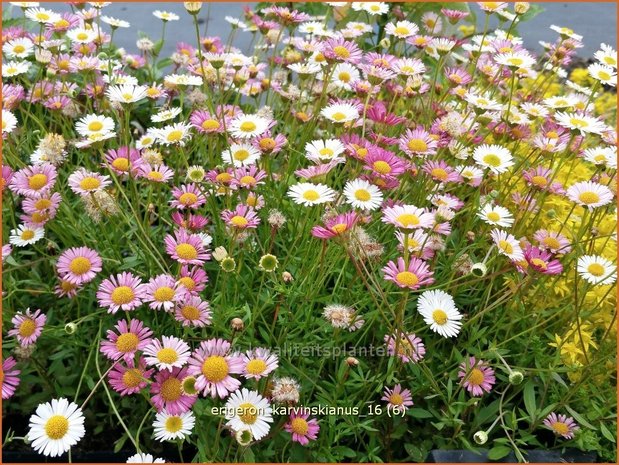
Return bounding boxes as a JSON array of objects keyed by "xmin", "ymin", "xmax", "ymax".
[
  {"xmin": 231, "ymin": 318, "xmax": 244, "ymax": 331},
  {"xmin": 514, "ymin": 2, "xmax": 530, "ymax": 14},
  {"xmin": 184, "ymin": 2, "xmax": 202, "ymax": 13},
  {"xmin": 212, "ymin": 246, "xmax": 228, "ymax": 262},
  {"xmin": 346, "ymin": 357, "xmax": 359, "ymax": 366},
  {"xmin": 65, "ymin": 322, "xmax": 78, "ymax": 334},
  {"xmin": 379, "ymin": 38, "xmax": 391, "ymax": 49},
  {"xmin": 509, "ymin": 370, "xmax": 524, "ymax": 385},
  {"xmin": 473, "ymin": 431, "xmax": 488, "ymax": 445},
  {"xmin": 282, "ymin": 271, "xmax": 293, "ymax": 282},
  {"xmin": 471, "ymin": 262, "xmax": 487, "ymax": 277}
]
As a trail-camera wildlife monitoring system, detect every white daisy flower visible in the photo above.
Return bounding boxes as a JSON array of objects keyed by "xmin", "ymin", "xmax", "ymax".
[
  {"xmin": 594, "ymin": 43, "xmax": 617, "ymax": 69},
  {"xmin": 105, "ymin": 84, "xmax": 148, "ymax": 104},
  {"xmin": 164, "ymin": 74, "xmax": 204, "ymax": 87},
  {"xmin": 224, "ymin": 388, "xmax": 273, "ymax": 441},
  {"xmin": 393, "ymin": 57, "xmax": 426, "ymax": 76},
  {"xmin": 153, "ymin": 410, "xmax": 195, "ymax": 442},
  {"xmin": 152, "ymin": 122, "xmax": 193, "ymax": 146},
  {"xmin": 357, "ymin": 2, "xmax": 389, "ymax": 15},
  {"xmin": 550, "ymin": 25, "xmax": 583, "ymax": 41},
  {"xmin": 328, "ymin": 63, "xmax": 360, "ymax": 90},
  {"xmin": 153, "ymin": 10, "xmax": 179, "ymax": 21},
  {"xmin": 66, "ymin": 28, "xmax": 98, "ymax": 44},
  {"xmin": 343, "ymin": 178, "xmax": 383, "ymax": 211},
  {"xmin": 463, "ymin": 91, "xmax": 503, "ymax": 111},
  {"xmin": 417, "ymin": 289, "xmax": 463, "ymax": 338},
  {"xmin": 520, "ymin": 102, "xmax": 549, "ymax": 118},
  {"xmin": 9, "ymin": 224, "xmax": 45, "ymax": 247},
  {"xmin": 225, "ymin": 53, "xmax": 253, "ymax": 69},
  {"xmin": 582, "ymin": 146, "xmax": 617, "ymax": 169},
  {"xmin": 228, "ymin": 115, "xmax": 270, "ymax": 139},
  {"xmin": 477, "ymin": 204, "xmax": 514, "ymax": 228},
  {"xmin": 321, "ymin": 102, "xmax": 359, "ymax": 124},
  {"xmin": 396, "ymin": 230, "xmax": 429, "ymax": 253},
  {"xmin": 555, "ymin": 111, "xmax": 608, "ymax": 135},
  {"xmin": 2, "ymin": 109, "xmax": 18, "ymax": 134},
  {"xmin": 151, "ymin": 107, "xmax": 182, "ymax": 123},
  {"xmin": 102, "ymin": 74, "xmax": 139, "ymax": 86},
  {"xmin": 287, "ymin": 182, "xmax": 336, "ymax": 206},
  {"xmin": 566, "ymin": 181, "xmax": 614, "ymax": 209},
  {"xmin": 25, "ymin": 7, "xmax": 61, "ymax": 24},
  {"xmin": 305, "ymin": 139, "xmax": 346, "ymax": 162},
  {"xmin": 473, "ymin": 144, "xmax": 514, "ymax": 174},
  {"xmin": 577, "ymin": 255, "xmax": 617, "ymax": 285},
  {"xmin": 2, "ymin": 60, "xmax": 30, "ymax": 77},
  {"xmin": 588, "ymin": 63, "xmax": 617, "ymax": 87},
  {"xmin": 101, "ymin": 16, "xmax": 130, "ymax": 28},
  {"xmin": 298, "ymin": 21, "xmax": 329, "ymax": 36},
  {"xmin": 27, "ymin": 398, "xmax": 85, "ymax": 457},
  {"xmin": 10, "ymin": 2, "xmax": 41, "ymax": 7},
  {"xmin": 490, "ymin": 229, "xmax": 524, "ymax": 261},
  {"xmin": 143, "ymin": 336, "xmax": 191, "ymax": 371},
  {"xmin": 495, "ymin": 51, "xmax": 536, "ymax": 69},
  {"xmin": 127, "ymin": 453, "xmax": 166, "ymax": 463},
  {"xmin": 222, "ymin": 143, "xmax": 261, "ymax": 167},
  {"xmin": 385, "ymin": 20, "xmax": 419, "ymax": 39},
  {"xmin": 288, "ymin": 62, "xmax": 322, "ymax": 76},
  {"xmin": 75, "ymin": 114, "xmax": 115, "ymax": 137},
  {"xmin": 225, "ymin": 16, "xmax": 247, "ymax": 29},
  {"xmin": 543, "ymin": 95, "xmax": 579, "ymax": 109},
  {"xmin": 3, "ymin": 37, "xmax": 34, "ymax": 58},
  {"xmin": 136, "ymin": 132, "xmax": 156, "ymax": 149}
]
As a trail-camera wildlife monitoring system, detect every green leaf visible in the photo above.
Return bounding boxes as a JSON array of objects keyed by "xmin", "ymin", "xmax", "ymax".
[
  {"xmin": 565, "ymin": 406, "xmax": 596, "ymax": 430},
  {"xmin": 599, "ymin": 422, "xmax": 616, "ymax": 443},
  {"xmin": 242, "ymin": 447, "xmax": 255, "ymax": 463},
  {"xmin": 488, "ymin": 445, "xmax": 512, "ymax": 460},
  {"xmin": 409, "ymin": 408, "xmax": 434, "ymax": 419},
  {"xmin": 523, "ymin": 381, "xmax": 537, "ymax": 421}
]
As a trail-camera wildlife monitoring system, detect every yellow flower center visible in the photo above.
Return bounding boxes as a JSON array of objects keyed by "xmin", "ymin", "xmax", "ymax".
[
  {"xmin": 148, "ymin": 171, "xmax": 164, "ymax": 181},
  {"xmin": 230, "ymin": 215, "xmax": 248, "ymax": 227},
  {"xmin": 178, "ymin": 276, "xmax": 196, "ymax": 291},
  {"xmin": 396, "ymin": 213, "xmax": 419, "ymax": 227},
  {"xmin": 507, "ymin": 57, "xmax": 523, "ymax": 66},
  {"xmin": 331, "ymin": 112, "xmax": 346, "ymax": 121},
  {"xmin": 167, "ymin": 130, "xmax": 184, "ymax": 142},
  {"xmin": 76, "ymin": 32, "xmax": 89, "ymax": 40},
  {"xmin": 498, "ymin": 240, "xmax": 514, "ymax": 254},
  {"xmin": 233, "ymin": 149, "xmax": 250, "ymax": 161},
  {"xmin": 19, "ymin": 318, "xmax": 37, "ymax": 337},
  {"xmin": 531, "ymin": 175, "xmax": 548, "ymax": 187},
  {"xmin": 201, "ymin": 355, "xmax": 229, "ymax": 382},
  {"xmin": 431, "ymin": 168, "xmax": 448, "ymax": 181},
  {"xmin": 44, "ymin": 415, "xmax": 69, "ymax": 440},
  {"xmin": 432, "ymin": 309, "xmax": 448, "ymax": 325},
  {"xmin": 587, "ymin": 263, "xmax": 605, "ymax": 277},
  {"xmin": 28, "ymin": 174, "xmax": 48, "ymax": 190},
  {"xmin": 165, "ymin": 416, "xmax": 183, "ymax": 433},
  {"xmin": 396, "ymin": 271, "xmax": 419, "ymax": 287},
  {"xmin": 122, "ymin": 93, "xmax": 135, "ymax": 101},
  {"xmin": 354, "ymin": 189, "xmax": 371, "ymax": 201},
  {"xmin": 569, "ymin": 117, "xmax": 588, "ymax": 128},
  {"xmin": 394, "ymin": 26, "xmax": 410, "ymax": 36},
  {"xmin": 389, "ymin": 393, "xmax": 404, "ymax": 405},
  {"xmin": 176, "ymin": 243, "xmax": 198, "ymax": 260},
  {"xmin": 181, "ymin": 305, "xmax": 200, "ymax": 320},
  {"xmin": 240, "ymin": 175, "xmax": 256, "ymax": 185},
  {"xmin": 551, "ymin": 421, "xmax": 569, "ymax": 436},
  {"xmin": 407, "ymin": 138, "xmax": 428, "ymax": 152},
  {"xmin": 597, "ymin": 71, "xmax": 611, "ymax": 81},
  {"xmin": 160, "ymin": 377, "xmax": 182, "ymax": 402},
  {"xmin": 578, "ymin": 191, "xmax": 600, "ymax": 205},
  {"xmin": 486, "ymin": 212, "xmax": 500, "ymax": 222},
  {"xmin": 201, "ymin": 119, "xmax": 220, "ymax": 130},
  {"xmin": 55, "ymin": 18, "xmax": 70, "ymax": 28},
  {"xmin": 246, "ymin": 359, "xmax": 267, "ymax": 375},
  {"xmin": 80, "ymin": 176, "xmax": 101, "ymax": 190},
  {"xmin": 69, "ymin": 257, "xmax": 91, "ymax": 275},
  {"xmin": 603, "ymin": 56, "xmax": 617, "ymax": 66},
  {"xmin": 239, "ymin": 121, "xmax": 257, "ymax": 132},
  {"xmin": 330, "ymin": 223, "xmax": 348, "ymax": 234},
  {"xmin": 338, "ymin": 71, "xmax": 351, "ymax": 82},
  {"xmin": 179, "ymin": 192, "xmax": 198, "ymax": 205},
  {"xmin": 373, "ymin": 160, "xmax": 392, "ymax": 174},
  {"xmin": 111, "ymin": 286, "xmax": 135, "ymax": 305},
  {"xmin": 31, "ymin": 212, "xmax": 48, "ymax": 223},
  {"xmin": 122, "ymin": 368, "xmax": 143, "ymax": 388},
  {"xmin": 259, "ymin": 137, "xmax": 276, "ymax": 150},
  {"xmin": 36, "ymin": 12, "xmax": 50, "ymax": 20},
  {"xmin": 157, "ymin": 348, "xmax": 179, "ymax": 364},
  {"xmin": 290, "ymin": 417, "xmax": 309, "ymax": 435},
  {"xmin": 530, "ymin": 258, "xmax": 547, "ymax": 270},
  {"xmin": 154, "ymin": 286, "xmax": 174, "ymax": 302},
  {"xmin": 116, "ymin": 332, "xmax": 139, "ymax": 352},
  {"xmin": 88, "ymin": 121, "xmax": 103, "ymax": 132},
  {"xmin": 238, "ymin": 402, "xmax": 258, "ymax": 424},
  {"xmin": 13, "ymin": 45, "xmax": 26, "ymax": 53},
  {"xmin": 332, "ymin": 45, "xmax": 350, "ymax": 59},
  {"xmin": 20, "ymin": 230, "xmax": 35, "ymax": 241},
  {"xmin": 468, "ymin": 368, "xmax": 484, "ymax": 386},
  {"xmin": 482, "ymin": 154, "xmax": 501, "ymax": 167},
  {"xmin": 112, "ymin": 158, "xmax": 129, "ymax": 171},
  {"xmin": 302, "ymin": 189, "xmax": 320, "ymax": 201},
  {"xmin": 319, "ymin": 147, "xmax": 334, "ymax": 157},
  {"xmin": 542, "ymin": 237, "xmax": 561, "ymax": 250}
]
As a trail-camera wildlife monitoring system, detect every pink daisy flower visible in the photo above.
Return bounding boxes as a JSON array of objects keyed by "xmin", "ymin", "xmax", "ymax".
[
  {"xmin": 521, "ymin": 246, "xmax": 563, "ymax": 275},
  {"xmin": 252, "ymin": 131, "xmax": 287, "ymax": 154},
  {"xmin": 221, "ymin": 205, "xmax": 260, "ymax": 230},
  {"xmin": 364, "ymin": 149, "xmax": 408, "ymax": 178},
  {"xmin": 164, "ymin": 229, "xmax": 211, "ymax": 265},
  {"xmin": 284, "ymin": 411, "xmax": 320, "ymax": 446},
  {"xmin": 323, "ymin": 37, "xmax": 362, "ymax": 64},
  {"xmin": 399, "ymin": 128, "xmax": 438, "ymax": 157},
  {"xmin": 151, "ymin": 366, "xmax": 197, "ymax": 415},
  {"xmin": 143, "ymin": 274, "xmax": 180, "ymax": 312},
  {"xmin": 382, "ymin": 204, "xmax": 435, "ymax": 230},
  {"xmin": 232, "ymin": 166, "xmax": 267, "ymax": 189},
  {"xmin": 2, "ymin": 165, "xmax": 14, "ymax": 192},
  {"xmin": 56, "ymin": 246, "xmax": 102, "ymax": 285},
  {"xmin": 138, "ymin": 163, "xmax": 175, "ymax": 183},
  {"xmin": 170, "ymin": 183, "xmax": 207, "ymax": 210},
  {"xmin": 458, "ymin": 356, "xmax": 496, "ymax": 396},
  {"xmin": 187, "ymin": 338, "xmax": 244, "ymax": 398},
  {"xmin": 294, "ymin": 160, "xmax": 343, "ymax": 180},
  {"xmin": 107, "ymin": 357, "xmax": 154, "ymax": 396},
  {"xmin": 190, "ymin": 109, "xmax": 225, "ymax": 134},
  {"xmin": 174, "ymin": 294, "xmax": 212, "ymax": 327},
  {"xmin": 205, "ymin": 168, "xmax": 235, "ymax": 187},
  {"xmin": 2, "ymin": 356, "xmax": 21, "ymax": 399},
  {"xmin": 383, "ymin": 257, "xmax": 434, "ymax": 290},
  {"xmin": 22, "ymin": 192, "xmax": 62, "ymax": 217},
  {"xmin": 385, "ymin": 332, "xmax": 426, "ymax": 363},
  {"xmin": 177, "ymin": 265, "xmax": 208, "ymax": 294},
  {"xmin": 9, "ymin": 308, "xmax": 46, "ymax": 347},
  {"xmin": 533, "ymin": 229, "xmax": 572, "ymax": 254},
  {"xmin": 543, "ymin": 412, "xmax": 579, "ymax": 439},
  {"xmin": 54, "ymin": 278, "xmax": 81, "ymax": 298},
  {"xmin": 241, "ymin": 348, "xmax": 278, "ymax": 380},
  {"xmin": 103, "ymin": 146, "xmax": 143, "ymax": 177},
  {"xmin": 444, "ymin": 66, "xmax": 472, "ymax": 85},
  {"xmin": 171, "ymin": 212, "xmax": 209, "ymax": 232},
  {"xmin": 100, "ymin": 318, "xmax": 153, "ymax": 363},
  {"xmin": 9, "ymin": 163, "xmax": 57, "ymax": 197},
  {"xmin": 382, "ymin": 384, "xmax": 414, "ymax": 410},
  {"xmin": 96, "ymin": 272, "xmax": 146, "ymax": 313},
  {"xmin": 311, "ymin": 212, "xmax": 358, "ymax": 240},
  {"xmin": 67, "ymin": 168, "xmax": 112, "ymax": 196},
  {"xmin": 44, "ymin": 95, "xmax": 71, "ymax": 110},
  {"xmin": 422, "ymin": 160, "xmax": 461, "ymax": 183},
  {"xmin": 143, "ymin": 336, "xmax": 191, "ymax": 371}
]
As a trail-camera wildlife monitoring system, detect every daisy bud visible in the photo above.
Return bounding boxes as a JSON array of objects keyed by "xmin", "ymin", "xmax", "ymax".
[
  {"xmin": 259, "ymin": 254, "xmax": 279, "ymax": 272},
  {"xmin": 346, "ymin": 357, "xmax": 359, "ymax": 366},
  {"xmin": 473, "ymin": 431, "xmax": 488, "ymax": 445},
  {"xmin": 545, "ymin": 209, "xmax": 557, "ymax": 219},
  {"xmin": 220, "ymin": 257, "xmax": 236, "ymax": 273},
  {"xmin": 379, "ymin": 38, "xmax": 391, "ymax": 49},
  {"xmin": 186, "ymin": 165, "xmax": 206, "ymax": 183},
  {"xmin": 97, "ymin": 52, "xmax": 108, "ymax": 61},
  {"xmin": 514, "ymin": 2, "xmax": 530, "ymax": 14},
  {"xmin": 509, "ymin": 371, "xmax": 524, "ymax": 385},
  {"xmin": 212, "ymin": 246, "xmax": 229, "ymax": 262},
  {"xmin": 235, "ymin": 427, "xmax": 253, "ymax": 446},
  {"xmin": 181, "ymin": 375, "xmax": 199, "ymax": 395},
  {"xmin": 136, "ymin": 38, "xmax": 155, "ymax": 51},
  {"xmin": 64, "ymin": 322, "xmax": 78, "ymax": 334},
  {"xmin": 184, "ymin": 2, "xmax": 202, "ymax": 14},
  {"xmin": 282, "ymin": 271, "xmax": 293, "ymax": 282},
  {"xmin": 470, "ymin": 262, "xmax": 487, "ymax": 277},
  {"xmin": 466, "ymin": 231, "xmax": 476, "ymax": 241},
  {"xmin": 35, "ymin": 49, "xmax": 52, "ymax": 64},
  {"xmin": 231, "ymin": 318, "xmax": 244, "ymax": 331},
  {"xmin": 590, "ymin": 227, "xmax": 599, "ymax": 237}
]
